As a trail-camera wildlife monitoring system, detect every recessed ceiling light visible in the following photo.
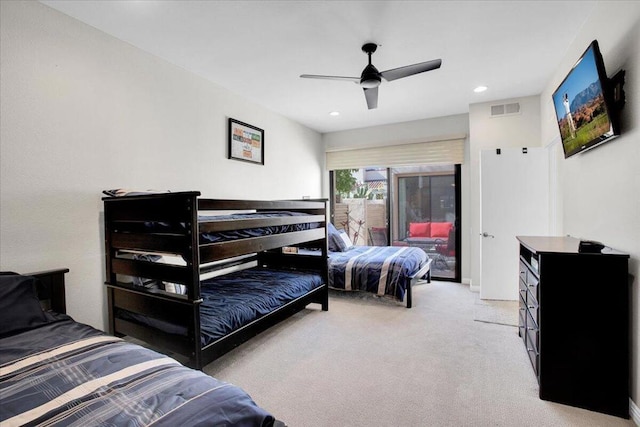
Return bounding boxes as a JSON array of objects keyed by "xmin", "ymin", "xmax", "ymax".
[
  {"xmin": 474, "ymin": 86, "xmax": 488, "ymax": 93},
  {"xmin": 329, "ymin": 111, "xmax": 340, "ymax": 116}
]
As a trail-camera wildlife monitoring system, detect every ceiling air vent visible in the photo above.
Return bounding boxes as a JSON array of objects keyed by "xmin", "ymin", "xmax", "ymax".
[{"xmin": 490, "ymin": 102, "xmax": 521, "ymax": 117}]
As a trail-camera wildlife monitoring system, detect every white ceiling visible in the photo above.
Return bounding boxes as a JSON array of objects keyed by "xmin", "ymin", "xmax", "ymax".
[{"xmin": 40, "ymin": 1, "xmax": 597, "ymax": 134}]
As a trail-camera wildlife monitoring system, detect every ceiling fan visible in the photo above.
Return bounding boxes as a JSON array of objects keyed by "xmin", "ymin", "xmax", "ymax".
[{"xmin": 300, "ymin": 43, "xmax": 442, "ymax": 110}]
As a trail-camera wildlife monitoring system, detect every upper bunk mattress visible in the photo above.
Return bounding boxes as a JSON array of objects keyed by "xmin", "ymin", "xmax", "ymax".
[
  {"xmin": 137, "ymin": 211, "xmax": 321, "ymax": 244},
  {"xmin": 198, "ymin": 211, "xmax": 321, "ymax": 243}
]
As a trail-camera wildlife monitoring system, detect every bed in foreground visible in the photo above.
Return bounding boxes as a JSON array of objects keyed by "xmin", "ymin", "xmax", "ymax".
[{"xmin": 0, "ymin": 269, "xmax": 279, "ymax": 427}]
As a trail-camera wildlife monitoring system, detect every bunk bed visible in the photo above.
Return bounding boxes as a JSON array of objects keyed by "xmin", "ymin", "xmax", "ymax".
[
  {"xmin": 103, "ymin": 191, "xmax": 328, "ymax": 369},
  {"xmin": 327, "ymin": 223, "xmax": 431, "ymax": 308},
  {"xmin": 0, "ymin": 269, "xmax": 280, "ymax": 426}
]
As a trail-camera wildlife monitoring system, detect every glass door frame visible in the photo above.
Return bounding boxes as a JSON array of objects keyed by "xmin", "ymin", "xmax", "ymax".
[{"xmin": 389, "ymin": 165, "xmax": 461, "ymax": 282}]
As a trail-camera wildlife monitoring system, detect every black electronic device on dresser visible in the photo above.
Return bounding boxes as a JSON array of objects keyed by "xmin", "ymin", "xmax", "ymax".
[{"xmin": 516, "ymin": 236, "xmax": 630, "ymax": 418}]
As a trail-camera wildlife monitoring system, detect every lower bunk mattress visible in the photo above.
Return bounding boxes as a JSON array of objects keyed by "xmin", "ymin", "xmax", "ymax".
[
  {"xmin": 0, "ymin": 315, "xmax": 274, "ymax": 427},
  {"xmin": 118, "ymin": 267, "xmax": 324, "ymax": 347}
]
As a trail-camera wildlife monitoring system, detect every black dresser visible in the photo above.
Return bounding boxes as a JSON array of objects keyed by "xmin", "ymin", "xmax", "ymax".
[{"xmin": 516, "ymin": 236, "xmax": 630, "ymax": 418}]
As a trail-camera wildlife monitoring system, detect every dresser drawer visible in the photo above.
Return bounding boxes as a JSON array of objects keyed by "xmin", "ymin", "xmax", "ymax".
[
  {"xmin": 518, "ymin": 296, "xmax": 526, "ymax": 340},
  {"xmin": 525, "ymin": 307, "xmax": 539, "ymax": 379},
  {"xmin": 519, "ymin": 261, "xmax": 528, "ymax": 284},
  {"xmin": 525, "ymin": 329, "xmax": 539, "ymax": 378},
  {"xmin": 519, "ymin": 282, "xmax": 528, "ymax": 305},
  {"xmin": 525, "ymin": 289, "xmax": 539, "ymax": 324},
  {"xmin": 525, "ymin": 309, "xmax": 538, "ymax": 351},
  {"xmin": 526, "ymin": 274, "xmax": 539, "ymax": 304}
]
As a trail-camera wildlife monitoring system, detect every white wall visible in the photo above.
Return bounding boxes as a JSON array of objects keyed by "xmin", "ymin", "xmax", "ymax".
[
  {"xmin": 468, "ymin": 95, "xmax": 542, "ymax": 290},
  {"xmin": 322, "ymin": 114, "xmax": 471, "ymax": 280},
  {"xmin": 323, "ymin": 114, "xmax": 469, "ymax": 151},
  {"xmin": 539, "ymin": 2, "xmax": 640, "ymax": 408},
  {"xmin": 0, "ymin": 1, "xmax": 323, "ymax": 330}
]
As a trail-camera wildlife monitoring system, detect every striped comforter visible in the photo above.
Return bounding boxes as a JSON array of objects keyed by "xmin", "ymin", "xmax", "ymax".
[
  {"xmin": 0, "ymin": 317, "xmax": 273, "ymax": 427},
  {"xmin": 328, "ymin": 246, "xmax": 428, "ymax": 301}
]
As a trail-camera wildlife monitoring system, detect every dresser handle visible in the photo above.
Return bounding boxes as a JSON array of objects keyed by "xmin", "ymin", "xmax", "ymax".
[
  {"xmin": 527, "ymin": 305, "xmax": 536, "ymax": 309},
  {"xmin": 526, "ymin": 326, "xmax": 537, "ymax": 331}
]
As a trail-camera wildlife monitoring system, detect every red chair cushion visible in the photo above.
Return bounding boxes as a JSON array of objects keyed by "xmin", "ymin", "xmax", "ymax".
[
  {"xmin": 430, "ymin": 222, "xmax": 453, "ymax": 238},
  {"xmin": 409, "ymin": 222, "xmax": 430, "ymax": 237}
]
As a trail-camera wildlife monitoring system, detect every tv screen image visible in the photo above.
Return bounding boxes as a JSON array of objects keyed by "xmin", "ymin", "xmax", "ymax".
[{"xmin": 552, "ymin": 40, "xmax": 619, "ymax": 158}]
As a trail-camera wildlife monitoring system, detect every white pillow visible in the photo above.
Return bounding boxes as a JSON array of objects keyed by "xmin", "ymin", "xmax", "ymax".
[{"xmin": 338, "ymin": 230, "xmax": 353, "ymax": 250}]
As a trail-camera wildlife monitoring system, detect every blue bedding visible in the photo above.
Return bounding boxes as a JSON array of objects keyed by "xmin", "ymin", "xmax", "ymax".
[
  {"xmin": 200, "ymin": 268, "xmax": 323, "ymax": 346},
  {"xmin": 118, "ymin": 268, "xmax": 323, "ymax": 347},
  {"xmin": 0, "ymin": 315, "xmax": 274, "ymax": 427},
  {"xmin": 139, "ymin": 211, "xmax": 320, "ymax": 244},
  {"xmin": 328, "ymin": 246, "xmax": 427, "ymax": 301},
  {"xmin": 198, "ymin": 211, "xmax": 320, "ymax": 244}
]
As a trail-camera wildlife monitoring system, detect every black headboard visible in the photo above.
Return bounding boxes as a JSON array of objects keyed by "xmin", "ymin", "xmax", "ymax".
[{"xmin": 25, "ymin": 268, "xmax": 69, "ymax": 314}]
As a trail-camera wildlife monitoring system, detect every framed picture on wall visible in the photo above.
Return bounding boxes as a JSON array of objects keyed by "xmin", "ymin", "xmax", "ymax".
[{"xmin": 228, "ymin": 118, "xmax": 264, "ymax": 165}]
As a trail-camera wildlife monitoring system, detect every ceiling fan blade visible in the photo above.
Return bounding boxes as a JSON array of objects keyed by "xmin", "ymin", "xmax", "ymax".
[
  {"xmin": 300, "ymin": 74, "xmax": 360, "ymax": 83},
  {"xmin": 380, "ymin": 59, "xmax": 442, "ymax": 82},
  {"xmin": 364, "ymin": 87, "xmax": 378, "ymax": 109}
]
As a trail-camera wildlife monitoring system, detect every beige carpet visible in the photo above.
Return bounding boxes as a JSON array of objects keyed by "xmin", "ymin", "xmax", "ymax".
[
  {"xmin": 473, "ymin": 295, "xmax": 519, "ymax": 327},
  {"xmin": 203, "ymin": 281, "xmax": 633, "ymax": 427}
]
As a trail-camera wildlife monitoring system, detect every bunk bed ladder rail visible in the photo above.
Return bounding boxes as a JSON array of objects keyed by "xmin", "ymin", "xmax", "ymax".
[
  {"xmin": 103, "ymin": 192, "xmax": 203, "ymax": 367},
  {"xmin": 254, "ymin": 199, "xmax": 328, "ymax": 309}
]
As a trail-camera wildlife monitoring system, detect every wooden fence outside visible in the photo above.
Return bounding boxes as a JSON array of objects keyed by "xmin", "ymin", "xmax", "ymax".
[{"xmin": 333, "ymin": 199, "xmax": 387, "ymax": 245}]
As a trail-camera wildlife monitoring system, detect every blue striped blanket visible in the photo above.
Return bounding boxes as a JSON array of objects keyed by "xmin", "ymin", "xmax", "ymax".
[
  {"xmin": 0, "ymin": 318, "xmax": 273, "ymax": 426},
  {"xmin": 328, "ymin": 246, "xmax": 428, "ymax": 301}
]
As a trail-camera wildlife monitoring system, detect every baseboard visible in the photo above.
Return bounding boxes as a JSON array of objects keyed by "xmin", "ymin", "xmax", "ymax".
[
  {"xmin": 463, "ymin": 278, "xmax": 479, "ymax": 292},
  {"xmin": 466, "ymin": 279, "xmax": 480, "ymax": 293},
  {"xmin": 630, "ymin": 397, "xmax": 640, "ymax": 426}
]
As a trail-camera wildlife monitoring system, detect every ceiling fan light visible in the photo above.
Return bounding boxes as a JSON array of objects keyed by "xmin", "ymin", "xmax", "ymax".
[{"xmin": 361, "ymin": 78, "xmax": 381, "ymax": 89}]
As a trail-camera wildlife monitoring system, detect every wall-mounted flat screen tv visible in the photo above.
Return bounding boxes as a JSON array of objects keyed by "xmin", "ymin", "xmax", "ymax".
[{"xmin": 552, "ymin": 40, "xmax": 620, "ymax": 158}]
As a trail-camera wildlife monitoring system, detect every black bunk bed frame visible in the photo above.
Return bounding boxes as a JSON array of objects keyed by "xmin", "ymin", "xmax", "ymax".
[{"xmin": 103, "ymin": 191, "xmax": 328, "ymax": 369}]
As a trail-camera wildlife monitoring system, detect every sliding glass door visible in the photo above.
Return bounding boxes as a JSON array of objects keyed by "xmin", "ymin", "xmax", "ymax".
[{"xmin": 392, "ymin": 165, "xmax": 460, "ymax": 281}]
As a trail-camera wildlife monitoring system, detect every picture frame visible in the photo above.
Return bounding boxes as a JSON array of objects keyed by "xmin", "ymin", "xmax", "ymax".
[{"xmin": 228, "ymin": 118, "xmax": 264, "ymax": 165}]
